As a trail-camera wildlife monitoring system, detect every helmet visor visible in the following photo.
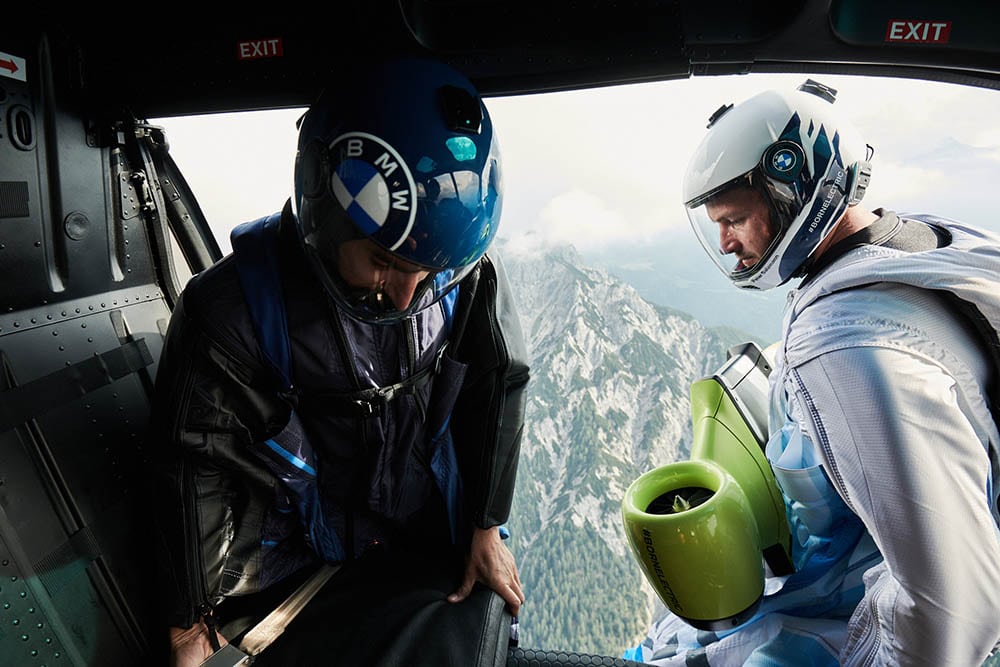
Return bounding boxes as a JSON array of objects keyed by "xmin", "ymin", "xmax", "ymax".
[
  {"xmin": 299, "ymin": 207, "xmax": 477, "ymax": 323},
  {"xmin": 686, "ymin": 175, "xmax": 783, "ymax": 287}
]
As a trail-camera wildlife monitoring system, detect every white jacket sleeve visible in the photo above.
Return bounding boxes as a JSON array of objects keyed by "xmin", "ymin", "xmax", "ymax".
[{"xmin": 789, "ymin": 345, "xmax": 1000, "ymax": 666}]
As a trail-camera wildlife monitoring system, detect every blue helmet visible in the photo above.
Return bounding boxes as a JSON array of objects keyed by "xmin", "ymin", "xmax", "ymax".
[{"xmin": 293, "ymin": 57, "xmax": 503, "ymax": 322}]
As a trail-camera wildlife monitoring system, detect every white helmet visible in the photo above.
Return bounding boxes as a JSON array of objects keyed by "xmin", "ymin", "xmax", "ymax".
[{"xmin": 683, "ymin": 80, "xmax": 872, "ymax": 290}]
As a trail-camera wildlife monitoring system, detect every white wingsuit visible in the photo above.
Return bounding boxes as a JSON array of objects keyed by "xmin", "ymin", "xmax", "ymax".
[{"xmin": 630, "ymin": 212, "xmax": 1000, "ymax": 666}]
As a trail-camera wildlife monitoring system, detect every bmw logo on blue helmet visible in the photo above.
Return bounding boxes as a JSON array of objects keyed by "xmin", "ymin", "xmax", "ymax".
[
  {"xmin": 291, "ymin": 56, "xmax": 504, "ymax": 323},
  {"xmin": 328, "ymin": 131, "xmax": 418, "ymax": 252}
]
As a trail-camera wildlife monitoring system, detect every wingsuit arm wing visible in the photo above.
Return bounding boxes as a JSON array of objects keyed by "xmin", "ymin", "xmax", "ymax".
[
  {"xmin": 451, "ymin": 249, "xmax": 531, "ymax": 530},
  {"xmin": 149, "ymin": 265, "xmax": 291, "ymax": 629}
]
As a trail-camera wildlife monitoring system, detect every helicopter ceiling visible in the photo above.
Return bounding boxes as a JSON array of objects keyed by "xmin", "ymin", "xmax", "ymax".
[{"xmin": 14, "ymin": 0, "xmax": 1000, "ymax": 120}]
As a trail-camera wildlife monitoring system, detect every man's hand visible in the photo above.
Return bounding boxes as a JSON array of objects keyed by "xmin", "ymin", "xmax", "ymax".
[
  {"xmin": 447, "ymin": 525, "xmax": 525, "ymax": 616},
  {"xmin": 169, "ymin": 621, "xmax": 228, "ymax": 667}
]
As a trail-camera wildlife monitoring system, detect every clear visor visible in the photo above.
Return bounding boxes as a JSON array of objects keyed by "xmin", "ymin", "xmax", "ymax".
[
  {"xmin": 686, "ymin": 176, "xmax": 783, "ymax": 283},
  {"xmin": 305, "ymin": 233, "xmax": 474, "ymax": 324}
]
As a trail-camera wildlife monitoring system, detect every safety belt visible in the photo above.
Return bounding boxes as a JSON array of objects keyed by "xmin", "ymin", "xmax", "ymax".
[
  {"xmin": 0, "ymin": 339, "xmax": 153, "ymax": 433},
  {"xmin": 199, "ymin": 562, "xmax": 341, "ymax": 666}
]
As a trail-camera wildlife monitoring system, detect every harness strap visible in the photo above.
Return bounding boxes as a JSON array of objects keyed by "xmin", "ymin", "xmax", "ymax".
[
  {"xmin": 230, "ymin": 212, "xmax": 293, "ymax": 392},
  {"xmin": 197, "ymin": 563, "xmax": 341, "ymax": 666},
  {"xmin": 296, "ymin": 343, "xmax": 451, "ymax": 418},
  {"xmin": 0, "ymin": 339, "xmax": 153, "ymax": 433},
  {"xmin": 240, "ymin": 562, "xmax": 341, "ymax": 657},
  {"xmin": 230, "ymin": 210, "xmax": 480, "ymax": 411}
]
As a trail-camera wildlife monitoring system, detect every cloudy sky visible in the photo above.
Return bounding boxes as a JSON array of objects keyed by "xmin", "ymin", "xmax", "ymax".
[
  {"xmin": 154, "ymin": 72, "xmax": 1000, "ymax": 338},
  {"xmin": 156, "ymin": 72, "xmax": 1000, "ymax": 252}
]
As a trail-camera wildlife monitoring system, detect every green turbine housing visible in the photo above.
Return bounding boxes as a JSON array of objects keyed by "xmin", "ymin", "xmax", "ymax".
[{"xmin": 622, "ymin": 342, "xmax": 793, "ymax": 631}]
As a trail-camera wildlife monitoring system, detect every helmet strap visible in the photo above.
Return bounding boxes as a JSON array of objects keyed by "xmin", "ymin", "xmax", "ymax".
[{"xmin": 748, "ymin": 168, "xmax": 786, "ymax": 240}]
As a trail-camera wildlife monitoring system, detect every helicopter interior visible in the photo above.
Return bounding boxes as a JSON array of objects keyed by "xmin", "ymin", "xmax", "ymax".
[{"xmin": 3, "ymin": 3, "xmax": 1000, "ymax": 664}]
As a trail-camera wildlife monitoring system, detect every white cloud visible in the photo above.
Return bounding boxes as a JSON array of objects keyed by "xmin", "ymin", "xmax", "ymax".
[
  {"xmin": 155, "ymin": 108, "xmax": 302, "ymax": 253},
  {"xmin": 155, "ymin": 72, "xmax": 1000, "ymax": 257},
  {"xmin": 862, "ymin": 160, "xmax": 948, "ymax": 203},
  {"xmin": 490, "ymin": 73, "xmax": 1000, "ymax": 246},
  {"xmin": 540, "ymin": 190, "xmax": 626, "ymax": 248}
]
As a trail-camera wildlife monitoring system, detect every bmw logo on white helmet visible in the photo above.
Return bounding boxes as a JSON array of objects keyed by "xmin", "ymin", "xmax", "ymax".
[{"xmin": 764, "ymin": 141, "xmax": 804, "ymax": 182}]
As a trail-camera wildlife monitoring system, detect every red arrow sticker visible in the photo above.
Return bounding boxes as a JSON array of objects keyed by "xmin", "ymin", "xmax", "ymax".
[{"xmin": 0, "ymin": 50, "xmax": 26, "ymax": 82}]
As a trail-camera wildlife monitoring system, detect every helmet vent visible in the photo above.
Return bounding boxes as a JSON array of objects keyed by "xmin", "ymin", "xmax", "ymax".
[
  {"xmin": 440, "ymin": 85, "xmax": 482, "ymax": 134},
  {"xmin": 706, "ymin": 103, "xmax": 733, "ymax": 128},
  {"xmin": 797, "ymin": 79, "xmax": 837, "ymax": 103}
]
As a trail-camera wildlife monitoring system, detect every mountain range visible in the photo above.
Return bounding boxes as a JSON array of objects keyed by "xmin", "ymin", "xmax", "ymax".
[{"xmin": 500, "ymin": 242, "xmax": 763, "ymax": 656}]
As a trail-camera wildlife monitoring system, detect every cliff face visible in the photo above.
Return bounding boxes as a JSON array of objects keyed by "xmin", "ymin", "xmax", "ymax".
[{"xmin": 501, "ymin": 243, "xmax": 748, "ymax": 655}]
